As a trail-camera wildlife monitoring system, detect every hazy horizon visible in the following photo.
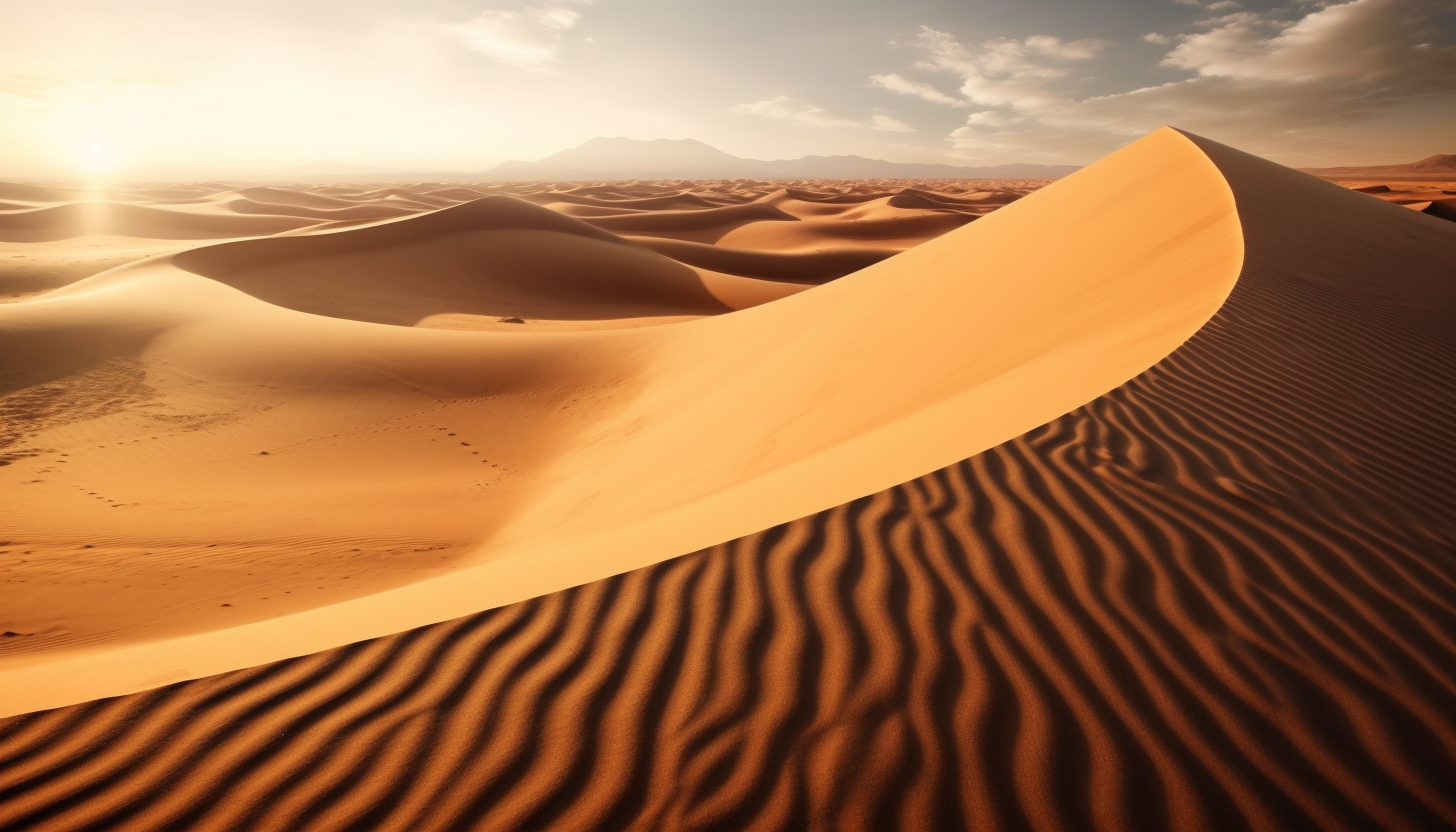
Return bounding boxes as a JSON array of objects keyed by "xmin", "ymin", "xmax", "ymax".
[{"xmin": 3, "ymin": 0, "xmax": 1453, "ymax": 180}]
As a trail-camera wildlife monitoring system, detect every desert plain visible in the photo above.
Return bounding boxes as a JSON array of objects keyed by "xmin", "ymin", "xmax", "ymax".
[{"xmin": 1, "ymin": 128, "xmax": 1455, "ymax": 831}]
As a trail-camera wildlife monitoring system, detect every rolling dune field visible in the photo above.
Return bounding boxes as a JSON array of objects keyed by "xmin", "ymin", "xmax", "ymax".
[{"xmin": 1, "ymin": 130, "xmax": 1454, "ymax": 831}]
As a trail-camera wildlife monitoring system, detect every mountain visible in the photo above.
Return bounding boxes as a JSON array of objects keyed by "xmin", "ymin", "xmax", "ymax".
[
  {"xmin": 1301, "ymin": 154, "xmax": 1456, "ymax": 178},
  {"xmin": 489, "ymin": 138, "xmax": 750, "ymax": 180},
  {"xmin": 484, "ymin": 137, "xmax": 1080, "ymax": 181},
  {"xmin": 88, "ymin": 140, "xmax": 1079, "ymax": 185}
]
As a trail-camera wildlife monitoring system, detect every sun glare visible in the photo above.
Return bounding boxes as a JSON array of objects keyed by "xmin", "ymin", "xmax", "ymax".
[{"xmin": 75, "ymin": 137, "xmax": 123, "ymax": 185}]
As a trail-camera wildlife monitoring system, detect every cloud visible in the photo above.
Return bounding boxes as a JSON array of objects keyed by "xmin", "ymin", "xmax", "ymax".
[
  {"xmin": 965, "ymin": 110, "xmax": 1023, "ymax": 127},
  {"xmin": 903, "ymin": 27, "xmax": 1110, "ymax": 111},
  {"xmin": 734, "ymin": 97, "xmax": 916, "ymax": 132},
  {"xmin": 732, "ymin": 96, "xmax": 862, "ymax": 128},
  {"xmin": 883, "ymin": 0, "xmax": 1456, "ymax": 159},
  {"xmin": 1162, "ymin": 0, "xmax": 1454, "ymax": 90},
  {"xmin": 870, "ymin": 114, "xmax": 915, "ymax": 132},
  {"xmin": 449, "ymin": 1, "xmax": 592, "ymax": 68},
  {"xmin": 868, "ymin": 73, "xmax": 965, "ymax": 106}
]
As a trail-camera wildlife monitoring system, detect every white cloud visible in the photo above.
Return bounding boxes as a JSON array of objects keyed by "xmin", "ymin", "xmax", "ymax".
[
  {"xmin": 905, "ymin": 27, "xmax": 1110, "ymax": 111},
  {"xmin": 1022, "ymin": 35, "xmax": 1106, "ymax": 60},
  {"xmin": 965, "ymin": 110, "xmax": 1023, "ymax": 127},
  {"xmin": 881, "ymin": 0, "xmax": 1456, "ymax": 159},
  {"xmin": 732, "ymin": 96, "xmax": 862, "ymax": 128},
  {"xmin": 733, "ymin": 97, "xmax": 917, "ymax": 132},
  {"xmin": 449, "ymin": 1, "xmax": 592, "ymax": 68},
  {"xmin": 870, "ymin": 114, "xmax": 915, "ymax": 132},
  {"xmin": 1162, "ymin": 0, "xmax": 1453, "ymax": 90},
  {"xmin": 868, "ymin": 73, "xmax": 965, "ymax": 106}
]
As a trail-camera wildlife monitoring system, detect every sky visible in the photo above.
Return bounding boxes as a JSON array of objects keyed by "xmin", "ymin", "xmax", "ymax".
[{"xmin": 2, "ymin": 0, "xmax": 1453, "ymax": 179}]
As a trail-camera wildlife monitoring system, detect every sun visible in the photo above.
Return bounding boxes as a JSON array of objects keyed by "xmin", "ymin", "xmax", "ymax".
[{"xmin": 71, "ymin": 137, "xmax": 126, "ymax": 187}]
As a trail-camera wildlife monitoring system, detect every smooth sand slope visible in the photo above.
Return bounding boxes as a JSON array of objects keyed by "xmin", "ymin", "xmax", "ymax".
[
  {"xmin": 0, "ymin": 128, "xmax": 1239, "ymax": 716},
  {"xmin": 0, "ymin": 131, "xmax": 1453, "ymax": 831}
]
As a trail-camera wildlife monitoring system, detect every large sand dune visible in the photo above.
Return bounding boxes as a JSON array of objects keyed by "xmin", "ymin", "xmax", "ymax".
[{"xmin": 2, "ymin": 128, "xmax": 1454, "ymax": 830}]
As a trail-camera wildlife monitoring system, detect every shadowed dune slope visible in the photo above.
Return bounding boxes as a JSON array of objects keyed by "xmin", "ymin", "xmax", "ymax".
[
  {"xmin": 0, "ymin": 128, "xmax": 1241, "ymax": 715},
  {"xmin": 174, "ymin": 196, "xmax": 738, "ymax": 324},
  {"xmin": 717, "ymin": 211, "xmax": 977, "ymax": 252},
  {"xmin": 0, "ymin": 182, "xmax": 81, "ymax": 203},
  {"xmin": 233, "ymin": 186, "xmax": 407, "ymax": 210},
  {"xmin": 0, "ymin": 132, "xmax": 1453, "ymax": 832},
  {"xmin": 580, "ymin": 202, "xmax": 798, "ymax": 242},
  {"xmin": 1422, "ymin": 198, "xmax": 1456, "ymax": 221},
  {"xmin": 625, "ymin": 236, "xmax": 897, "ymax": 283},
  {"xmin": 224, "ymin": 197, "xmax": 420, "ymax": 222},
  {"xmin": 522, "ymin": 191, "xmax": 722, "ymax": 211}
]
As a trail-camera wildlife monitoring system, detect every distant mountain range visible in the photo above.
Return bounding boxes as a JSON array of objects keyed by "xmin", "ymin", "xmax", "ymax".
[
  {"xmin": 129, "ymin": 138, "xmax": 1081, "ymax": 183},
  {"xmin": 483, "ymin": 137, "xmax": 1081, "ymax": 181},
  {"xmin": 1301, "ymin": 154, "xmax": 1456, "ymax": 178}
]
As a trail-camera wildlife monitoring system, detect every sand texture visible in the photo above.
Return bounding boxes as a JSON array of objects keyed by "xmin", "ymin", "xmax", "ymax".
[{"xmin": 2, "ymin": 129, "xmax": 1455, "ymax": 830}]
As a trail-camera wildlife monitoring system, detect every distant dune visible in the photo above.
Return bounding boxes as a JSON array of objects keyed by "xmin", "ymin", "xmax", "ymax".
[
  {"xmin": 2, "ymin": 129, "xmax": 1455, "ymax": 831},
  {"xmin": 1303, "ymin": 153, "xmax": 1456, "ymax": 178},
  {"xmin": 1307, "ymin": 155, "xmax": 1456, "ymax": 224}
]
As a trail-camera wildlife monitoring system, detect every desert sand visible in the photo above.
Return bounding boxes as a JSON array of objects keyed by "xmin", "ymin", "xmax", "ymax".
[
  {"xmin": 1302, "ymin": 153, "xmax": 1456, "ymax": 222},
  {"xmin": 2, "ymin": 128, "xmax": 1455, "ymax": 831}
]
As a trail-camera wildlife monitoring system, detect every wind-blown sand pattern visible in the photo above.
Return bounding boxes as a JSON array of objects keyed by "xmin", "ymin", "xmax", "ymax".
[{"xmin": 2, "ymin": 130, "xmax": 1455, "ymax": 831}]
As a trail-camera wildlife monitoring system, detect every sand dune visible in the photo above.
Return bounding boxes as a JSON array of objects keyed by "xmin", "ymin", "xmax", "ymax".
[
  {"xmin": 0, "ymin": 128, "xmax": 1238, "ymax": 716},
  {"xmin": 579, "ymin": 202, "xmax": 799, "ymax": 242},
  {"xmin": 525, "ymin": 191, "xmax": 723, "ymax": 211},
  {"xmin": 1304, "ymin": 153, "xmax": 1456, "ymax": 178},
  {"xmin": 0, "ymin": 182, "xmax": 82, "ymax": 203},
  {"xmin": 2, "ymin": 178, "xmax": 982, "ymax": 306},
  {"xmin": 772, "ymin": 187, "xmax": 898, "ymax": 204},
  {"xmin": 2, "ymin": 129, "xmax": 1453, "ymax": 831},
  {"xmin": 1313, "ymin": 172, "xmax": 1456, "ymax": 223},
  {"xmin": 626, "ymin": 236, "xmax": 897, "ymax": 283},
  {"xmin": 173, "ymin": 196, "xmax": 753, "ymax": 326},
  {"xmin": 224, "ymin": 197, "xmax": 420, "ymax": 221},
  {"xmin": 0, "ymin": 202, "xmax": 321, "ymax": 242},
  {"xmin": 718, "ymin": 210, "xmax": 976, "ymax": 252},
  {"xmin": 1420, "ymin": 198, "xmax": 1456, "ymax": 221}
]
